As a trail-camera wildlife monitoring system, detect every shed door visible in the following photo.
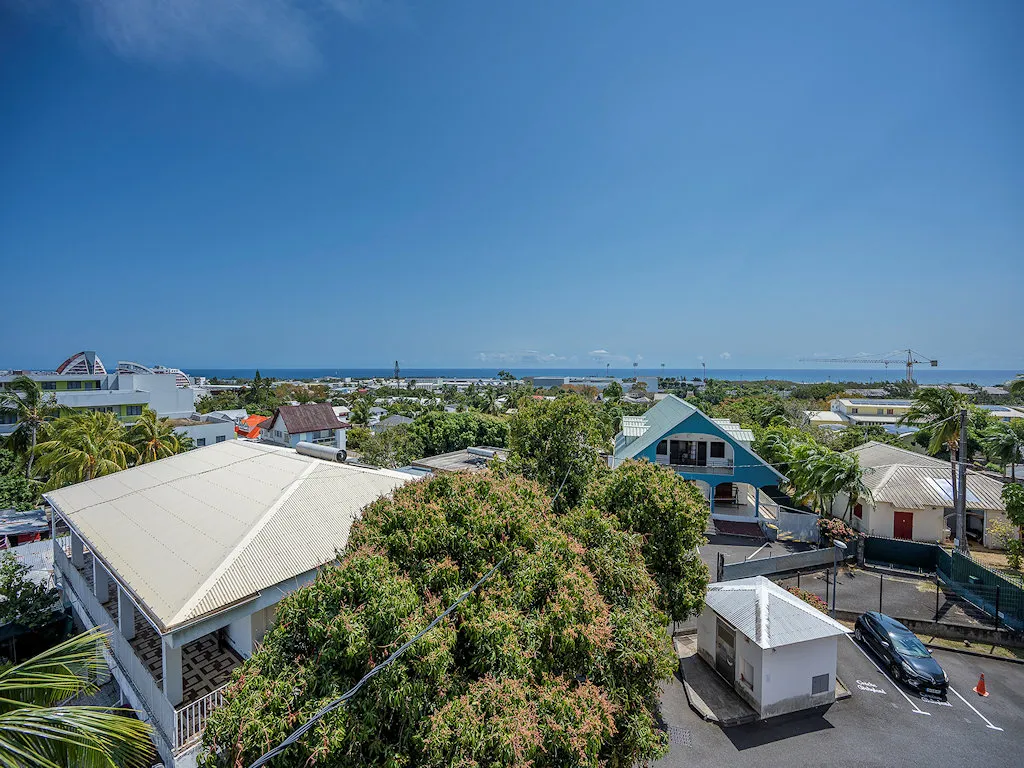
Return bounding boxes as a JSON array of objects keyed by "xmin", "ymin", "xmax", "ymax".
[
  {"xmin": 715, "ymin": 618, "xmax": 736, "ymax": 682},
  {"xmin": 893, "ymin": 511, "xmax": 913, "ymax": 541}
]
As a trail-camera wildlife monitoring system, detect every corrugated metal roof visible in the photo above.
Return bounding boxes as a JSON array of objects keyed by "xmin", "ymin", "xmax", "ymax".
[
  {"xmin": 705, "ymin": 576, "xmax": 850, "ymax": 649},
  {"xmin": 849, "ymin": 441, "xmax": 1005, "ymax": 511},
  {"xmin": 45, "ymin": 441, "xmax": 410, "ymax": 632},
  {"xmin": 614, "ymin": 396, "xmax": 779, "ymax": 477}
]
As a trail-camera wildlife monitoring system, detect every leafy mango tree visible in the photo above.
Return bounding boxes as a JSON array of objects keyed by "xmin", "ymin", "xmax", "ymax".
[
  {"xmin": 588, "ymin": 460, "xmax": 710, "ymax": 622},
  {"xmin": 198, "ymin": 472, "xmax": 676, "ymax": 768}
]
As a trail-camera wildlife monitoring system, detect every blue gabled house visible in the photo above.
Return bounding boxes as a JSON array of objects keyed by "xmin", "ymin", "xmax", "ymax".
[{"xmin": 611, "ymin": 395, "xmax": 785, "ymax": 515}]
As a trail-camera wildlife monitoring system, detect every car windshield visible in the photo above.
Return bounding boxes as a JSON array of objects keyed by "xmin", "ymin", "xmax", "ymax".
[{"xmin": 890, "ymin": 631, "xmax": 930, "ymax": 658}]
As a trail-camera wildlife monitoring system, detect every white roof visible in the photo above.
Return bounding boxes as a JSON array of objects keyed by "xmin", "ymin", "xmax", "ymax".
[
  {"xmin": 46, "ymin": 441, "xmax": 410, "ymax": 633},
  {"xmin": 806, "ymin": 410, "xmax": 845, "ymax": 423},
  {"xmin": 621, "ymin": 415, "xmax": 649, "ymax": 439},
  {"xmin": 705, "ymin": 576, "xmax": 850, "ymax": 649},
  {"xmin": 848, "ymin": 441, "xmax": 1005, "ymax": 511},
  {"xmin": 710, "ymin": 418, "xmax": 755, "ymax": 443}
]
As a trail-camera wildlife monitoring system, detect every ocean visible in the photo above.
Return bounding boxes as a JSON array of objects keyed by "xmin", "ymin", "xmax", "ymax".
[{"xmin": 185, "ymin": 367, "xmax": 1021, "ymax": 387}]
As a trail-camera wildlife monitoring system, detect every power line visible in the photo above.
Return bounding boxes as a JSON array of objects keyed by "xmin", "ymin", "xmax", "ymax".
[{"xmin": 244, "ymin": 462, "xmax": 575, "ymax": 768}]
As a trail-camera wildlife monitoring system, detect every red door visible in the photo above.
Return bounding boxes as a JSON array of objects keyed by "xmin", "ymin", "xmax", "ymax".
[{"xmin": 893, "ymin": 511, "xmax": 914, "ymax": 540}]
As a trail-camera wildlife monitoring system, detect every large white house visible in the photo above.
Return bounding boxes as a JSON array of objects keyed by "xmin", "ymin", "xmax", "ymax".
[
  {"xmin": 46, "ymin": 440, "xmax": 410, "ymax": 767},
  {"xmin": 697, "ymin": 576, "xmax": 850, "ymax": 719},
  {"xmin": 840, "ymin": 442, "xmax": 1010, "ymax": 548}
]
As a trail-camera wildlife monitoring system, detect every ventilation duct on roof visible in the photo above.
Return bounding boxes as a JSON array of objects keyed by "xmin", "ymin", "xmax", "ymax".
[
  {"xmin": 466, "ymin": 447, "xmax": 496, "ymax": 458},
  {"xmin": 296, "ymin": 442, "xmax": 348, "ymax": 463}
]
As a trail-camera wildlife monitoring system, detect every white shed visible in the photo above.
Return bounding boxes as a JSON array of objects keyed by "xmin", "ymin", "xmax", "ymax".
[{"xmin": 697, "ymin": 576, "xmax": 850, "ymax": 719}]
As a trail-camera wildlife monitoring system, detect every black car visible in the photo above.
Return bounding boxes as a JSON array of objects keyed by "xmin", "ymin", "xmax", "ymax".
[{"xmin": 854, "ymin": 611, "xmax": 948, "ymax": 698}]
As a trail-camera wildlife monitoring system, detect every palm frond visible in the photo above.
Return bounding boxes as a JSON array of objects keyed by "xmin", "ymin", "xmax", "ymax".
[
  {"xmin": 0, "ymin": 627, "xmax": 109, "ymax": 708},
  {"xmin": 0, "ymin": 705, "xmax": 153, "ymax": 768}
]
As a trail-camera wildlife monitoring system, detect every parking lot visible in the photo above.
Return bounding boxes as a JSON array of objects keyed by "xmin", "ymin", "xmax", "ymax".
[{"xmin": 657, "ymin": 636, "xmax": 1024, "ymax": 768}]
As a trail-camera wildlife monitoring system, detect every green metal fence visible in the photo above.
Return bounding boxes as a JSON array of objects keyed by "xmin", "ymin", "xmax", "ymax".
[
  {"xmin": 863, "ymin": 536, "xmax": 941, "ymax": 572},
  {"xmin": 939, "ymin": 551, "xmax": 1024, "ymax": 632}
]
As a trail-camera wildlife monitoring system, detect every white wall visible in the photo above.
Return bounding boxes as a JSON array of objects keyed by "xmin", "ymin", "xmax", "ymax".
[
  {"xmin": 760, "ymin": 636, "xmax": 838, "ymax": 717},
  {"xmin": 175, "ymin": 421, "xmax": 236, "ymax": 448}
]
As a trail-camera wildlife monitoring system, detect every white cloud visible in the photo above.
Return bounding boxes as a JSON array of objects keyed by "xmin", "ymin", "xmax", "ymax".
[
  {"xmin": 65, "ymin": 0, "xmax": 399, "ymax": 74},
  {"xmin": 720, "ymin": 352, "xmax": 731, "ymax": 360},
  {"xmin": 588, "ymin": 349, "xmax": 610, "ymax": 357}
]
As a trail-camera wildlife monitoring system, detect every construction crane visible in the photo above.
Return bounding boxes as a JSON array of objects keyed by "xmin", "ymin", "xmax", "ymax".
[{"xmin": 798, "ymin": 349, "xmax": 938, "ymax": 384}]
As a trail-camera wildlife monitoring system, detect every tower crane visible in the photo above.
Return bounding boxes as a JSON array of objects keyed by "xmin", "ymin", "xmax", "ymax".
[{"xmin": 798, "ymin": 349, "xmax": 938, "ymax": 384}]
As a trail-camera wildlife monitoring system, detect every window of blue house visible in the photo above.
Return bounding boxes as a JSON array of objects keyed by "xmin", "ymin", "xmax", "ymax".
[
  {"xmin": 710, "ymin": 442, "xmax": 725, "ymax": 459},
  {"xmin": 657, "ymin": 440, "xmax": 668, "ymax": 456}
]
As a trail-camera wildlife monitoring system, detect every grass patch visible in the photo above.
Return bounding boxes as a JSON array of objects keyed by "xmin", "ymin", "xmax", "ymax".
[{"xmin": 923, "ymin": 635, "xmax": 1024, "ymax": 661}]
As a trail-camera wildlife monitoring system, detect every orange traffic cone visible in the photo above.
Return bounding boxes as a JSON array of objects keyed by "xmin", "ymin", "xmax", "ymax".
[{"xmin": 973, "ymin": 674, "xmax": 989, "ymax": 697}]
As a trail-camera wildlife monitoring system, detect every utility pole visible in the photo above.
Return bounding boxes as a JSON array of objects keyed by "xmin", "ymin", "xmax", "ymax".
[
  {"xmin": 394, "ymin": 360, "xmax": 400, "ymax": 389},
  {"xmin": 702, "ymin": 362, "xmax": 707, "ymax": 382},
  {"xmin": 955, "ymin": 408, "xmax": 969, "ymax": 553}
]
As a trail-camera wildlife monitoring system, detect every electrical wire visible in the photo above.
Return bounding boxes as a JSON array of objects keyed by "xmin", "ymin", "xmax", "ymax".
[{"xmin": 244, "ymin": 462, "xmax": 575, "ymax": 768}]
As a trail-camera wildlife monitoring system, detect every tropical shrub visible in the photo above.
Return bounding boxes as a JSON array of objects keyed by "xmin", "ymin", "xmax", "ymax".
[
  {"xmin": 817, "ymin": 516, "xmax": 855, "ymax": 545},
  {"xmin": 787, "ymin": 586, "xmax": 829, "ymax": 614},
  {"xmin": 198, "ymin": 472, "xmax": 676, "ymax": 768}
]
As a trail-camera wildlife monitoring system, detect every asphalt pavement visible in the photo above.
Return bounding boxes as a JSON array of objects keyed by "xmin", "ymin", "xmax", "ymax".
[{"xmin": 656, "ymin": 637, "xmax": 1022, "ymax": 768}]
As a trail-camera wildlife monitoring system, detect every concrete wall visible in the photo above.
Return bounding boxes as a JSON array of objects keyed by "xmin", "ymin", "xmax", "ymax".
[
  {"xmin": 175, "ymin": 421, "xmax": 237, "ymax": 448},
  {"xmin": 760, "ymin": 637, "xmax": 838, "ymax": 718},
  {"xmin": 734, "ymin": 631, "xmax": 764, "ymax": 712}
]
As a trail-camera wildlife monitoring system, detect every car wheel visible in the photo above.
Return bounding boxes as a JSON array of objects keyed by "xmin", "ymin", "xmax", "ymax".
[
  {"xmin": 854, "ymin": 627, "xmax": 862, "ymax": 642},
  {"xmin": 890, "ymin": 663, "xmax": 901, "ymax": 682}
]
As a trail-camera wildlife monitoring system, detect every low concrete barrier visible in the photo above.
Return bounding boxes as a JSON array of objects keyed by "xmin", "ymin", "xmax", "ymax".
[{"xmin": 720, "ymin": 546, "xmax": 850, "ymax": 581}]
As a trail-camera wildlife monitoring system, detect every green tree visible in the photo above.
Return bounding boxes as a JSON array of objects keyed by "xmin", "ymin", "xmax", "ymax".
[
  {"xmin": 0, "ymin": 375, "xmax": 68, "ymax": 479},
  {"xmin": 199, "ymin": 472, "xmax": 675, "ymax": 768},
  {"xmin": 899, "ymin": 386, "xmax": 970, "ymax": 527},
  {"xmin": 357, "ymin": 424, "xmax": 424, "ymax": 469},
  {"xmin": 0, "ymin": 628, "xmax": 154, "ymax": 768},
  {"xmin": 497, "ymin": 369, "xmax": 515, "ymax": 382},
  {"xmin": 1003, "ymin": 482, "xmax": 1024, "ymax": 536},
  {"xmin": 35, "ymin": 412, "xmax": 136, "ymax": 488},
  {"xmin": 588, "ymin": 460, "xmax": 710, "ymax": 621},
  {"xmin": 503, "ymin": 394, "xmax": 605, "ymax": 514},
  {"xmin": 981, "ymin": 421, "xmax": 1024, "ymax": 482},
  {"xmin": 349, "ymin": 399, "xmax": 370, "ymax": 425},
  {"xmin": 129, "ymin": 408, "xmax": 183, "ymax": 464},
  {"xmin": 0, "ymin": 552, "xmax": 60, "ymax": 629},
  {"xmin": 603, "ymin": 381, "xmax": 623, "ymax": 402},
  {"xmin": 408, "ymin": 411, "xmax": 509, "ymax": 456},
  {"xmin": 1008, "ymin": 375, "xmax": 1024, "ymax": 399},
  {"xmin": 0, "ymin": 449, "xmax": 39, "ymax": 510}
]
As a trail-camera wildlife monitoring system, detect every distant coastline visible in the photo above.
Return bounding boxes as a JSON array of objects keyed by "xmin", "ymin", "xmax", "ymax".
[{"xmin": 185, "ymin": 367, "xmax": 1020, "ymax": 387}]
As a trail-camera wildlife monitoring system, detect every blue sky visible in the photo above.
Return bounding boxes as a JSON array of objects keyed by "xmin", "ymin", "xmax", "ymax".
[{"xmin": 2, "ymin": 1, "xmax": 1022, "ymax": 371}]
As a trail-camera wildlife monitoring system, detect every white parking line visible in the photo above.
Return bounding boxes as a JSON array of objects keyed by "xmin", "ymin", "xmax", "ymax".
[
  {"xmin": 846, "ymin": 636, "xmax": 931, "ymax": 716},
  {"xmin": 744, "ymin": 542, "xmax": 770, "ymax": 561},
  {"xmin": 949, "ymin": 686, "xmax": 1003, "ymax": 731}
]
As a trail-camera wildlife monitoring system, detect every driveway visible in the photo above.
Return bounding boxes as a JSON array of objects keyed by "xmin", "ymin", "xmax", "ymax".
[
  {"xmin": 700, "ymin": 535, "xmax": 813, "ymax": 582},
  {"xmin": 657, "ymin": 638, "xmax": 1022, "ymax": 768}
]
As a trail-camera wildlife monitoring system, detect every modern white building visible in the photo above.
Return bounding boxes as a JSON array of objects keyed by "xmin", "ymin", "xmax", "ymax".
[
  {"xmin": 169, "ymin": 418, "xmax": 238, "ymax": 448},
  {"xmin": 260, "ymin": 403, "xmax": 348, "ymax": 450},
  {"xmin": 0, "ymin": 351, "xmax": 197, "ymax": 436},
  {"xmin": 830, "ymin": 398, "xmax": 913, "ymax": 427},
  {"xmin": 697, "ymin": 576, "xmax": 850, "ymax": 719},
  {"xmin": 46, "ymin": 440, "xmax": 410, "ymax": 767},
  {"xmin": 840, "ymin": 442, "xmax": 1011, "ymax": 548}
]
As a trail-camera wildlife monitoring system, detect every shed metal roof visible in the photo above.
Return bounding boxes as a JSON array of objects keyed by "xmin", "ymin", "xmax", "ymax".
[
  {"xmin": 848, "ymin": 441, "xmax": 1006, "ymax": 511},
  {"xmin": 705, "ymin": 576, "xmax": 850, "ymax": 649},
  {"xmin": 45, "ymin": 441, "xmax": 410, "ymax": 633}
]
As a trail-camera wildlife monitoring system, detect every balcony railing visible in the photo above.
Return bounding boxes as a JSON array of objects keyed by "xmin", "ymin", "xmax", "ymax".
[
  {"xmin": 656, "ymin": 457, "xmax": 735, "ymax": 475},
  {"xmin": 54, "ymin": 543, "xmax": 228, "ymax": 758},
  {"xmin": 176, "ymin": 685, "xmax": 227, "ymax": 751},
  {"xmin": 54, "ymin": 545, "xmax": 177, "ymax": 758}
]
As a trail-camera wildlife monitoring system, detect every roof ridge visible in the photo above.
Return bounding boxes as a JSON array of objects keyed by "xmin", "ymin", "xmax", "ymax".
[{"xmin": 170, "ymin": 460, "xmax": 320, "ymax": 626}]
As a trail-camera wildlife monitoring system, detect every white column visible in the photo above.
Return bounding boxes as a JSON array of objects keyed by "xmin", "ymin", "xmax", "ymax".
[
  {"xmin": 71, "ymin": 532, "xmax": 84, "ymax": 568},
  {"xmin": 93, "ymin": 558, "xmax": 110, "ymax": 603},
  {"xmin": 118, "ymin": 586, "xmax": 136, "ymax": 641},
  {"xmin": 162, "ymin": 638, "xmax": 183, "ymax": 706}
]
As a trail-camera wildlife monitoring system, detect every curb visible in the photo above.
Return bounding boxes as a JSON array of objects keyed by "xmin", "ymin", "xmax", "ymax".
[
  {"xmin": 676, "ymin": 660, "xmax": 758, "ymax": 727},
  {"xmin": 925, "ymin": 643, "xmax": 1024, "ymax": 666}
]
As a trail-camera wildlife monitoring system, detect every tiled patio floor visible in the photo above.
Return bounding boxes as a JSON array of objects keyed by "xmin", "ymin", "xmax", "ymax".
[{"xmin": 80, "ymin": 553, "xmax": 242, "ymax": 706}]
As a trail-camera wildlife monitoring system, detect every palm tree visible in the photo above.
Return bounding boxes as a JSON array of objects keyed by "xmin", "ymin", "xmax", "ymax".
[
  {"xmin": 0, "ymin": 376, "xmax": 68, "ymax": 479},
  {"xmin": 35, "ymin": 411, "xmax": 137, "ymax": 488},
  {"xmin": 0, "ymin": 628, "xmax": 154, "ymax": 768},
  {"xmin": 981, "ymin": 421, "xmax": 1024, "ymax": 482},
  {"xmin": 899, "ymin": 386, "xmax": 969, "ymax": 546},
  {"xmin": 129, "ymin": 408, "xmax": 182, "ymax": 463}
]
